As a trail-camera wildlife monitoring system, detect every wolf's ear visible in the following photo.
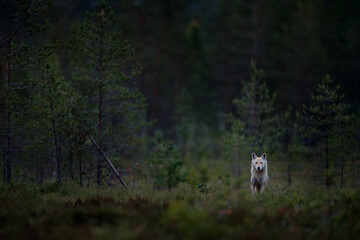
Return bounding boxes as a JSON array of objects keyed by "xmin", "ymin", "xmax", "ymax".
[
  {"xmin": 261, "ymin": 153, "xmax": 267, "ymax": 160},
  {"xmin": 252, "ymin": 152, "xmax": 257, "ymax": 159}
]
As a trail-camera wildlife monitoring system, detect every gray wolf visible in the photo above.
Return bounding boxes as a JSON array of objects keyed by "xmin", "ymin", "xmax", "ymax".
[{"xmin": 250, "ymin": 152, "xmax": 269, "ymax": 196}]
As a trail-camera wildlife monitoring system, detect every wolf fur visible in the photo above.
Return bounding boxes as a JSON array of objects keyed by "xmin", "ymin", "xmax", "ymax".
[{"xmin": 250, "ymin": 152, "xmax": 268, "ymax": 196}]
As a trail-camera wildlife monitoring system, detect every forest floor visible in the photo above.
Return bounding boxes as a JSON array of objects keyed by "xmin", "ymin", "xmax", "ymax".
[{"xmin": 0, "ymin": 182, "xmax": 359, "ymax": 240}]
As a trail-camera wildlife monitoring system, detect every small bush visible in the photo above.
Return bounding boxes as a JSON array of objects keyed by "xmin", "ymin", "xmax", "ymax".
[
  {"xmin": 39, "ymin": 181, "xmax": 61, "ymax": 194},
  {"xmin": 148, "ymin": 131, "xmax": 186, "ymax": 190}
]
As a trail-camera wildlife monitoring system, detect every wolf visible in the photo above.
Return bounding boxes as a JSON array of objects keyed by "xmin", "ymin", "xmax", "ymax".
[{"xmin": 250, "ymin": 152, "xmax": 268, "ymax": 196}]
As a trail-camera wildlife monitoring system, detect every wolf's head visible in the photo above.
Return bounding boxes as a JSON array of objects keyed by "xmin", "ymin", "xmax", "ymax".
[{"xmin": 251, "ymin": 152, "xmax": 267, "ymax": 172}]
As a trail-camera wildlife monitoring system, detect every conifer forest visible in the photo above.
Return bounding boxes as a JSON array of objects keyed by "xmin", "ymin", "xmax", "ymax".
[{"xmin": 1, "ymin": 0, "xmax": 360, "ymax": 239}]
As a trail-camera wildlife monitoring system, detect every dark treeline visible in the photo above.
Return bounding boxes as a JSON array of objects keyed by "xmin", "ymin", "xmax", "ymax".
[
  {"xmin": 48, "ymin": 0, "xmax": 360, "ymax": 125},
  {"xmin": 1, "ymin": 0, "xmax": 359, "ymax": 189}
]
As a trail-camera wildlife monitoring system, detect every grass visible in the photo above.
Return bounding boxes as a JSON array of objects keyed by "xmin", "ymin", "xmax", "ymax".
[{"xmin": 0, "ymin": 182, "xmax": 359, "ymax": 240}]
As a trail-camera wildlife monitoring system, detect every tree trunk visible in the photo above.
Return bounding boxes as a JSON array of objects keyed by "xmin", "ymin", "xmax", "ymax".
[
  {"xmin": 4, "ymin": 42, "xmax": 12, "ymax": 183},
  {"xmin": 87, "ymin": 158, "xmax": 91, "ymax": 188},
  {"xmin": 340, "ymin": 137, "xmax": 344, "ymax": 188},
  {"xmin": 97, "ymin": 77, "xmax": 104, "ymax": 187},
  {"xmin": 35, "ymin": 154, "xmax": 45, "ymax": 186},
  {"xmin": 85, "ymin": 129, "xmax": 127, "ymax": 188},
  {"xmin": 78, "ymin": 127, "xmax": 83, "ymax": 187},
  {"xmin": 287, "ymin": 159, "xmax": 292, "ymax": 186},
  {"xmin": 325, "ymin": 134, "xmax": 330, "ymax": 188},
  {"xmin": 69, "ymin": 141, "xmax": 74, "ymax": 181},
  {"xmin": 96, "ymin": 11, "xmax": 105, "ymax": 188},
  {"xmin": 340, "ymin": 154, "xmax": 344, "ymax": 188},
  {"xmin": 285, "ymin": 128, "xmax": 292, "ymax": 186},
  {"xmin": 225, "ymin": 58, "xmax": 233, "ymax": 114},
  {"xmin": 249, "ymin": 78, "xmax": 257, "ymax": 148},
  {"xmin": 39, "ymin": 161, "xmax": 44, "ymax": 186},
  {"xmin": 79, "ymin": 155, "xmax": 82, "ymax": 187},
  {"xmin": 50, "ymin": 97, "xmax": 61, "ymax": 184},
  {"xmin": 47, "ymin": 64, "xmax": 62, "ymax": 184},
  {"xmin": 251, "ymin": 0, "xmax": 258, "ymax": 61}
]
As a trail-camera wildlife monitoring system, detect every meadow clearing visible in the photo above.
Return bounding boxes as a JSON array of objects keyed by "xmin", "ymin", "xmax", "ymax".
[{"xmin": 1, "ymin": 181, "xmax": 359, "ymax": 240}]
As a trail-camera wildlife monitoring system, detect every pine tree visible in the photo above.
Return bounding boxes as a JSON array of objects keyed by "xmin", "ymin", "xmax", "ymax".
[
  {"xmin": 332, "ymin": 105, "xmax": 356, "ymax": 188},
  {"xmin": 224, "ymin": 61, "xmax": 285, "ymax": 175},
  {"xmin": 234, "ymin": 60, "xmax": 283, "ymax": 149},
  {"xmin": 66, "ymin": 0, "xmax": 149, "ymax": 187},
  {"xmin": 27, "ymin": 56, "xmax": 80, "ymax": 184},
  {"xmin": 296, "ymin": 75, "xmax": 352, "ymax": 188},
  {"xmin": 0, "ymin": 0, "xmax": 53, "ymax": 183},
  {"xmin": 63, "ymin": 99, "xmax": 89, "ymax": 186}
]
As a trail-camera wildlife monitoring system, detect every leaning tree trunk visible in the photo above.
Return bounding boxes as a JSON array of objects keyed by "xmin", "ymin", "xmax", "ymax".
[{"xmin": 86, "ymin": 130, "xmax": 127, "ymax": 188}]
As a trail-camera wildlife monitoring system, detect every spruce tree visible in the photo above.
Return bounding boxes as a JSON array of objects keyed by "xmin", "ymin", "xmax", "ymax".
[
  {"xmin": 224, "ymin": 60, "xmax": 285, "ymax": 174},
  {"xmin": 296, "ymin": 75, "xmax": 352, "ymax": 188},
  {"xmin": 66, "ymin": 0, "xmax": 149, "ymax": 187},
  {"xmin": 234, "ymin": 60, "xmax": 283, "ymax": 149},
  {"xmin": 0, "ymin": 0, "xmax": 53, "ymax": 183}
]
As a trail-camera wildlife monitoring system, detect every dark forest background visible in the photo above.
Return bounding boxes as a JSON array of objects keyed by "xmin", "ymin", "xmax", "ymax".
[
  {"xmin": 1, "ymin": 0, "xmax": 360, "ymax": 189},
  {"xmin": 51, "ymin": 0, "xmax": 360, "ymax": 122},
  {"xmin": 2, "ymin": 1, "xmax": 360, "ymax": 238}
]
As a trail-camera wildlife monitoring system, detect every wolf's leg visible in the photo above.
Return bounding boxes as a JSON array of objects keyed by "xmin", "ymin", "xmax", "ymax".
[
  {"xmin": 251, "ymin": 183, "xmax": 256, "ymax": 197},
  {"xmin": 251, "ymin": 177, "xmax": 257, "ymax": 197},
  {"xmin": 254, "ymin": 185, "xmax": 259, "ymax": 194},
  {"xmin": 259, "ymin": 185, "xmax": 264, "ymax": 194},
  {"xmin": 250, "ymin": 178, "xmax": 253, "ymax": 196}
]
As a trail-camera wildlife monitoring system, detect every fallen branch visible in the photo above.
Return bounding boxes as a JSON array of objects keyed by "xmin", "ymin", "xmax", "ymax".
[{"xmin": 84, "ymin": 127, "xmax": 128, "ymax": 189}]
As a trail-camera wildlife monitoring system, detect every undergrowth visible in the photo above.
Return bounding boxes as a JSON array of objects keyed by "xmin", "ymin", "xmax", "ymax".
[{"xmin": 0, "ymin": 183, "xmax": 359, "ymax": 240}]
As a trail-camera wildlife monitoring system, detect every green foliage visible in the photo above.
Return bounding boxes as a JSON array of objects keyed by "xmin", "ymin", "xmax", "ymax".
[
  {"xmin": 296, "ymin": 75, "xmax": 343, "ymax": 139},
  {"xmin": 296, "ymin": 75, "xmax": 356, "ymax": 187},
  {"xmin": 39, "ymin": 181, "xmax": 61, "ymax": 194},
  {"xmin": 148, "ymin": 132, "xmax": 186, "ymax": 190},
  {"xmin": 0, "ymin": 0, "xmax": 54, "ymax": 66},
  {"xmin": 0, "ymin": 0, "xmax": 359, "ymax": 197},
  {"xmin": 25, "ymin": 55, "xmax": 83, "ymax": 183},
  {"xmin": 223, "ymin": 61, "xmax": 286, "ymax": 174},
  {"xmin": 66, "ymin": 0, "xmax": 150, "ymax": 186},
  {"xmin": 66, "ymin": 0, "xmax": 149, "ymax": 150},
  {"xmin": 0, "ymin": 0, "xmax": 54, "ymax": 183}
]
